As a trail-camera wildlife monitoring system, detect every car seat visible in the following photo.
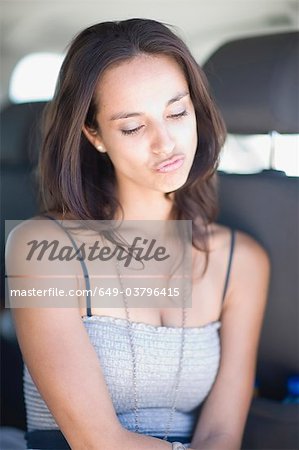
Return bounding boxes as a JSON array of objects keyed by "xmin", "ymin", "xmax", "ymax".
[
  {"xmin": 203, "ymin": 31, "xmax": 299, "ymax": 449},
  {"xmin": 0, "ymin": 101, "xmax": 46, "ymax": 431}
]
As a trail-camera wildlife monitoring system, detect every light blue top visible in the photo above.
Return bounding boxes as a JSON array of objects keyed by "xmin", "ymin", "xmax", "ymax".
[{"xmin": 24, "ymin": 315, "xmax": 221, "ymax": 446}]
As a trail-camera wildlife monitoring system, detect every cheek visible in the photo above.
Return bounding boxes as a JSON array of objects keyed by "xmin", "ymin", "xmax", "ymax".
[
  {"xmin": 188, "ymin": 114, "xmax": 198, "ymax": 147},
  {"xmin": 106, "ymin": 142, "xmax": 147, "ymax": 169},
  {"xmin": 176, "ymin": 117, "xmax": 197, "ymax": 149}
]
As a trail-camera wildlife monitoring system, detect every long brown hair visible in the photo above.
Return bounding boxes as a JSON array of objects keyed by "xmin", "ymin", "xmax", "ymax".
[{"xmin": 39, "ymin": 18, "xmax": 226, "ymax": 274}]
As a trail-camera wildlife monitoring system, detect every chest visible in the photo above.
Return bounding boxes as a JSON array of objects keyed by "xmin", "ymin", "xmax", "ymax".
[{"xmin": 78, "ymin": 246, "xmax": 227, "ymax": 327}]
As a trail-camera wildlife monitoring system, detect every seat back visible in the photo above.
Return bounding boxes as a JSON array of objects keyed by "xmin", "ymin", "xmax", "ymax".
[
  {"xmin": 203, "ymin": 31, "xmax": 299, "ymax": 449},
  {"xmin": 0, "ymin": 101, "xmax": 46, "ymax": 429},
  {"xmin": 218, "ymin": 170, "xmax": 299, "ymax": 398},
  {"xmin": 1, "ymin": 101, "xmax": 46, "ymax": 219},
  {"xmin": 1, "ymin": 101, "xmax": 46, "ymax": 296}
]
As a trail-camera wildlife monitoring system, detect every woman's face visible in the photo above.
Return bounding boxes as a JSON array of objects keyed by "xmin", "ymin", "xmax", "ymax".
[{"xmin": 88, "ymin": 53, "xmax": 197, "ymax": 195}]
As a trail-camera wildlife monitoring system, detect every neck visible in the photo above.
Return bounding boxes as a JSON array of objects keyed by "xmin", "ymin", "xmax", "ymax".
[{"xmin": 116, "ymin": 184, "xmax": 175, "ymax": 221}]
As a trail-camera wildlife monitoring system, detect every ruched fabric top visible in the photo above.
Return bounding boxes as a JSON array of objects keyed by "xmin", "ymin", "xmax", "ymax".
[{"xmin": 24, "ymin": 315, "xmax": 221, "ymax": 443}]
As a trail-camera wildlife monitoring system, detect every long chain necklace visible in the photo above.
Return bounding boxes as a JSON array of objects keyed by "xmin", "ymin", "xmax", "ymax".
[{"xmin": 115, "ymin": 257, "xmax": 187, "ymax": 441}]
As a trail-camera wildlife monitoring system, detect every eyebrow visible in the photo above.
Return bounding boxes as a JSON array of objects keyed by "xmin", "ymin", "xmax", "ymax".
[{"xmin": 109, "ymin": 91, "xmax": 189, "ymax": 121}]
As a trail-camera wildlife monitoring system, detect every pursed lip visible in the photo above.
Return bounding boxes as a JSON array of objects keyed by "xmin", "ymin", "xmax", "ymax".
[{"xmin": 154, "ymin": 154, "xmax": 185, "ymax": 171}]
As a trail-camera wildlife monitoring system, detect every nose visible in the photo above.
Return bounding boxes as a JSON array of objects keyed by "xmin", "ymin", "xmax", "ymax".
[{"xmin": 151, "ymin": 123, "xmax": 175, "ymax": 156}]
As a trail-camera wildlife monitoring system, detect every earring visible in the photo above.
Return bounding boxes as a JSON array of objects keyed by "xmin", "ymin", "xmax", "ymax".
[{"xmin": 96, "ymin": 144, "xmax": 105, "ymax": 153}]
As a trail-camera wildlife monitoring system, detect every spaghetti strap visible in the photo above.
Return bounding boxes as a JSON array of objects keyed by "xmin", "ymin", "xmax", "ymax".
[
  {"xmin": 221, "ymin": 228, "xmax": 236, "ymax": 304},
  {"xmin": 43, "ymin": 215, "xmax": 92, "ymax": 317}
]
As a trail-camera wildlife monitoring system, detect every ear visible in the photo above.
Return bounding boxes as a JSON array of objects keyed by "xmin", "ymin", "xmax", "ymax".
[{"xmin": 82, "ymin": 125, "xmax": 107, "ymax": 153}]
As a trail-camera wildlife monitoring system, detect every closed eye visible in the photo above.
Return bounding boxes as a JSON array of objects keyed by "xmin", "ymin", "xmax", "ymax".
[
  {"xmin": 121, "ymin": 111, "xmax": 188, "ymax": 136},
  {"xmin": 168, "ymin": 110, "xmax": 188, "ymax": 119},
  {"xmin": 121, "ymin": 125, "xmax": 144, "ymax": 135}
]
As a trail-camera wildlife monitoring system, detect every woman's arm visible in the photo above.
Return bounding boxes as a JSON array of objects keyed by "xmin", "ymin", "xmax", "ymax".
[
  {"xmin": 6, "ymin": 220, "xmax": 172, "ymax": 450},
  {"xmin": 190, "ymin": 231, "xmax": 271, "ymax": 450}
]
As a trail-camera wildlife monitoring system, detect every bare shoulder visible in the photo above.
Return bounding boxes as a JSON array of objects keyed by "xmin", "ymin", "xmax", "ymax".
[
  {"xmin": 6, "ymin": 215, "xmax": 85, "ymax": 316},
  {"xmin": 208, "ymin": 223, "xmax": 271, "ymax": 305},
  {"xmin": 232, "ymin": 228, "xmax": 271, "ymax": 275},
  {"xmin": 7, "ymin": 214, "xmax": 65, "ymax": 243},
  {"xmin": 209, "ymin": 222, "xmax": 270, "ymax": 268},
  {"xmin": 6, "ymin": 213, "xmax": 82, "ymax": 252},
  {"xmin": 5, "ymin": 215, "xmax": 82, "ymax": 277}
]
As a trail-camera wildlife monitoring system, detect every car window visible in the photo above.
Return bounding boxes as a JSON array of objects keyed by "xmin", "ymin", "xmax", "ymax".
[
  {"xmin": 9, "ymin": 52, "xmax": 64, "ymax": 103},
  {"xmin": 219, "ymin": 133, "xmax": 299, "ymax": 176}
]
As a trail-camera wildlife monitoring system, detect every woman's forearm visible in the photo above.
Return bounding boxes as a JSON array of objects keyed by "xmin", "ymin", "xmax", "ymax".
[
  {"xmin": 68, "ymin": 422, "xmax": 173, "ymax": 450},
  {"xmin": 191, "ymin": 432, "xmax": 241, "ymax": 450},
  {"xmin": 87, "ymin": 428, "xmax": 172, "ymax": 450},
  {"xmin": 114, "ymin": 429, "xmax": 173, "ymax": 450}
]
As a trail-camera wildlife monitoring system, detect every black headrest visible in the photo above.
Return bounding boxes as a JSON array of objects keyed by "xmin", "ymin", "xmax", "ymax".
[
  {"xmin": 0, "ymin": 102, "xmax": 47, "ymax": 165},
  {"xmin": 203, "ymin": 32, "xmax": 299, "ymax": 134}
]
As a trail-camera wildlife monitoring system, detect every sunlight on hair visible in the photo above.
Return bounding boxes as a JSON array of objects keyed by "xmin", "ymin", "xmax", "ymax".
[{"xmin": 9, "ymin": 52, "xmax": 64, "ymax": 102}]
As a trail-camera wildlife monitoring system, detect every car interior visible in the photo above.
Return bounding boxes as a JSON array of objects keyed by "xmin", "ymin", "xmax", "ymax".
[
  {"xmin": 1, "ymin": 2, "xmax": 298, "ymax": 449},
  {"xmin": 204, "ymin": 31, "xmax": 299, "ymax": 449}
]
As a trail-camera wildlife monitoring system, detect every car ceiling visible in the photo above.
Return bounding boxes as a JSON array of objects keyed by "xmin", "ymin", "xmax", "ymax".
[{"xmin": 0, "ymin": 0, "xmax": 298, "ymax": 105}]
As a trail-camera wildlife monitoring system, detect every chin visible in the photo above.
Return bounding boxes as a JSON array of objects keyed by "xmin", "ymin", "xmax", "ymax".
[{"xmin": 159, "ymin": 174, "xmax": 189, "ymax": 194}]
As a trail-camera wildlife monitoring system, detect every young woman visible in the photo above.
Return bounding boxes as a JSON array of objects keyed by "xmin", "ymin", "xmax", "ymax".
[{"xmin": 6, "ymin": 18, "xmax": 270, "ymax": 450}]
